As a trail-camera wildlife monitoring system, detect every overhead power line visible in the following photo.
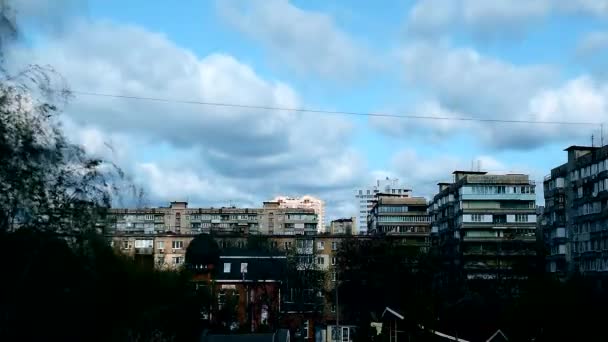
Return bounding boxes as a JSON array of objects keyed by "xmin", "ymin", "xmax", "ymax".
[{"xmin": 71, "ymin": 90, "xmax": 600, "ymax": 126}]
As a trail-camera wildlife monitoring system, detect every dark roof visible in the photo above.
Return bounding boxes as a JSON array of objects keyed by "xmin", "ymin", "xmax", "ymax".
[
  {"xmin": 452, "ymin": 170, "xmax": 487, "ymax": 175},
  {"xmin": 216, "ymin": 255, "xmax": 287, "ymax": 282},
  {"xmin": 332, "ymin": 218, "xmax": 353, "ymax": 223},
  {"xmin": 564, "ymin": 145, "xmax": 599, "ymax": 151}
]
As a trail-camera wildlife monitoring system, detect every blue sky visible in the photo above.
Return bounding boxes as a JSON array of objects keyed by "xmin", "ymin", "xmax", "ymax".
[{"xmin": 11, "ymin": 0, "xmax": 608, "ymax": 220}]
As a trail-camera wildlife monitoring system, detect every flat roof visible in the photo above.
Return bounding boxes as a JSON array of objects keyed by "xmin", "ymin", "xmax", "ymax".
[
  {"xmin": 564, "ymin": 145, "xmax": 600, "ymax": 151},
  {"xmin": 452, "ymin": 170, "xmax": 487, "ymax": 175}
]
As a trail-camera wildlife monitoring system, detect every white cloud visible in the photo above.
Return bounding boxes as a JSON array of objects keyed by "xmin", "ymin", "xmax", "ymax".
[
  {"xmin": 406, "ymin": 0, "xmax": 608, "ymax": 39},
  {"xmin": 389, "ymin": 148, "xmax": 542, "ymax": 199},
  {"xmin": 384, "ymin": 41, "xmax": 608, "ymax": 149},
  {"xmin": 216, "ymin": 0, "xmax": 374, "ymax": 81},
  {"xmin": 9, "ymin": 18, "xmax": 369, "ymax": 219}
]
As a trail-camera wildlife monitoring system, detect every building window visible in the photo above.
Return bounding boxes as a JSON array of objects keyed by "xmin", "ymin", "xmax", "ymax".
[
  {"xmin": 172, "ymin": 240, "xmax": 183, "ymax": 250},
  {"xmin": 157, "ymin": 241, "xmax": 164, "ymax": 250},
  {"xmin": 303, "ymin": 320, "xmax": 310, "ymax": 339},
  {"xmin": 134, "ymin": 240, "xmax": 153, "ymax": 248},
  {"xmin": 493, "ymin": 215, "xmax": 507, "ymax": 224},
  {"xmin": 332, "ymin": 257, "xmax": 336, "ymax": 265},
  {"xmin": 332, "ymin": 242, "xmax": 338, "ymax": 250},
  {"xmin": 317, "ymin": 241, "xmax": 325, "ymax": 250},
  {"xmin": 240, "ymin": 263, "xmax": 248, "ymax": 273},
  {"xmin": 317, "ymin": 257, "xmax": 325, "ymax": 265},
  {"xmin": 332, "ymin": 272, "xmax": 337, "ymax": 281},
  {"xmin": 284, "ymin": 241, "xmax": 292, "ymax": 250},
  {"xmin": 358, "ymin": 190, "xmax": 363, "ymax": 195},
  {"xmin": 515, "ymin": 214, "xmax": 528, "ymax": 222},
  {"xmin": 331, "ymin": 304, "xmax": 336, "ymax": 313},
  {"xmin": 224, "ymin": 263, "xmax": 231, "ymax": 273},
  {"xmin": 122, "ymin": 240, "xmax": 131, "ymax": 249},
  {"xmin": 173, "ymin": 257, "xmax": 182, "ymax": 265},
  {"xmin": 472, "ymin": 214, "xmax": 483, "ymax": 222}
]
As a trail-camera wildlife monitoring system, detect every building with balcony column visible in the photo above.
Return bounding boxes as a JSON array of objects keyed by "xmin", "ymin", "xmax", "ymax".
[
  {"xmin": 259, "ymin": 201, "xmax": 318, "ymax": 235},
  {"xmin": 105, "ymin": 201, "xmax": 318, "ymax": 236},
  {"xmin": 543, "ymin": 145, "xmax": 608, "ymax": 277},
  {"xmin": 429, "ymin": 171, "xmax": 538, "ymax": 286},
  {"xmin": 367, "ymin": 194, "xmax": 431, "ymax": 250},
  {"xmin": 329, "ymin": 218, "xmax": 356, "ymax": 235},
  {"xmin": 271, "ymin": 195, "xmax": 326, "ymax": 233},
  {"xmin": 354, "ymin": 178, "xmax": 412, "ymax": 234}
]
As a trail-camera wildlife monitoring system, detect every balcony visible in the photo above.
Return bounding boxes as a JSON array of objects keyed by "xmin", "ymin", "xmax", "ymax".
[
  {"xmin": 461, "ymin": 193, "xmax": 536, "ymax": 201},
  {"xmin": 134, "ymin": 247, "xmax": 154, "ymax": 255}
]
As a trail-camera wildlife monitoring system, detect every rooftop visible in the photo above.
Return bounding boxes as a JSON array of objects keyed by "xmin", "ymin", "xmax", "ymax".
[
  {"xmin": 564, "ymin": 145, "xmax": 600, "ymax": 151},
  {"xmin": 376, "ymin": 196, "xmax": 427, "ymax": 206},
  {"xmin": 453, "ymin": 170, "xmax": 488, "ymax": 175}
]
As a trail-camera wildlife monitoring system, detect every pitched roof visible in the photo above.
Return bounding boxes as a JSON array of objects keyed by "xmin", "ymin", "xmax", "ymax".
[
  {"xmin": 486, "ymin": 329, "xmax": 508, "ymax": 342},
  {"xmin": 382, "ymin": 307, "xmax": 404, "ymax": 320}
]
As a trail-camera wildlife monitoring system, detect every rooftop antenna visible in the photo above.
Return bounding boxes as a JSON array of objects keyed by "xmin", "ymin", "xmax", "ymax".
[
  {"xmin": 592, "ymin": 134, "xmax": 595, "ymax": 147},
  {"xmin": 601, "ymin": 124, "xmax": 604, "ymax": 147},
  {"xmin": 471, "ymin": 159, "xmax": 474, "ymax": 171},
  {"xmin": 477, "ymin": 160, "xmax": 482, "ymax": 172}
]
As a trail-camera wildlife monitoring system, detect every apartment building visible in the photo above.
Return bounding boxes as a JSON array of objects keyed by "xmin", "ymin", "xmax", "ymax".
[
  {"xmin": 429, "ymin": 171, "xmax": 538, "ymax": 284},
  {"xmin": 271, "ymin": 196, "xmax": 326, "ymax": 233},
  {"xmin": 105, "ymin": 201, "xmax": 317, "ymax": 236},
  {"xmin": 354, "ymin": 178, "xmax": 411, "ymax": 234},
  {"xmin": 543, "ymin": 145, "xmax": 608, "ymax": 276},
  {"xmin": 367, "ymin": 194, "xmax": 431, "ymax": 249},
  {"xmin": 259, "ymin": 201, "xmax": 318, "ymax": 235},
  {"xmin": 329, "ymin": 218, "xmax": 355, "ymax": 235}
]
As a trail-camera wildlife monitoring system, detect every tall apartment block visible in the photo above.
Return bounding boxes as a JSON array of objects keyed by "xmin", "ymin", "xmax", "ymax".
[
  {"xmin": 429, "ymin": 171, "xmax": 537, "ymax": 284},
  {"xmin": 543, "ymin": 145, "xmax": 608, "ymax": 276},
  {"xmin": 105, "ymin": 201, "xmax": 318, "ymax": 236},
  {"xmin": 368, "ymin": 193, "xmax": 431, "ymax": 249},
  {"xmin": 270, "ymin": 195, "xmax": 325, "ymax": 233},
  {"xmin": 354, "ymin": 178, "xmax": 411, "ymax": 234}
]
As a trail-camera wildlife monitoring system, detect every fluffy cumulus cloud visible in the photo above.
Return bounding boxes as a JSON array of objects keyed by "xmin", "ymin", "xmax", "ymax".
[
  {"xmin": 216, "ymin": 0, "xmax": 374, "ymax": 81},
  {"xmin": 9, "ymin": 18, "xmax": 368, "ymax": 218},
  {"xmin": 407, "ymin": 0, "xmax": 608, "ymax": 38},
  {"xmin": 375, "ymin": 40, "xmax": 608, "ymax": 149}
]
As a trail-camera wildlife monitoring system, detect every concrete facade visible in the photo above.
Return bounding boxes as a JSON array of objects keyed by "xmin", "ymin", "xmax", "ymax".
[
  {"xmin": 368, "ymin": 194, "xmax": 431, "ymax": 250},
  {"xmin": 429, "ymin": 171, "xmax": 538, "ymax": 283},
  {"xmin": 543, "ymin": 145, "xmax": 608, "ymax": 276},
  {"xmin": 106, "ymin": 201, "xmax": 317, "ymax": 236},
  {"xmin": 329, "ymin": 218, "xmax": 355, "ymax": 235},
  {"xmin": 354, "ymin": 178, "xmax": 411, "ymax": 234},
  {"xmin": 271, "ymin": 196, "xmax": 326, "ymax": 233}
]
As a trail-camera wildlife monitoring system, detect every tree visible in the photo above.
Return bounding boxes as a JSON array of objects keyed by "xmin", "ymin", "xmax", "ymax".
[
  {"xmin": 0, "ymin": 3, "xmax": 203, "ymax": 341},
  {"xmin": 335, "ymin": 237, "xmax": 437, "ymax": 341}
]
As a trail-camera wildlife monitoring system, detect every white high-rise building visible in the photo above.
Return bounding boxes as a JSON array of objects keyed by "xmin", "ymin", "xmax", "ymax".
[
  {"xmin": 271, "ymin": 195, "xmax": 326, "ymax": 233},
  {"xmin": 354, "ymin": 178, "xmax": 411, "ymax": 234}
]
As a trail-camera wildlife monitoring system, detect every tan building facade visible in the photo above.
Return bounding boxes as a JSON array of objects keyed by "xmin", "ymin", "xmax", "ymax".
[
  {"xmin": 271, "ymin": 195, "xmax": 326, "ymax": 233},
  {"xmin": 330, "ymin": 218, "xmax": 356, "ymax": 235},
  {"xmin": 106, "ymin": 201, "xmax": 317, "ymax": 236}
]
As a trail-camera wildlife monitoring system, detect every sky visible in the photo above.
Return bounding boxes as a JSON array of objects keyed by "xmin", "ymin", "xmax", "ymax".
[{"xmin": 8, "ymin": 0, "xmax": 608, "ymax": 221}]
